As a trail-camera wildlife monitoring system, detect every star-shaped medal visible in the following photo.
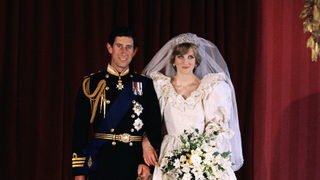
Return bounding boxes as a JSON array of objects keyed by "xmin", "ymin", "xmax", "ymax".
[
  {"xmin": 132, "ymin": 102, "xmax": 144, "ymax": 116},
  {"xmin": 133, "ymin": 118, "xmax": 144, "ymax": 131},
  {"xmin": 116, "ymin": 80, "xmax": 124, "ymax": 90}
]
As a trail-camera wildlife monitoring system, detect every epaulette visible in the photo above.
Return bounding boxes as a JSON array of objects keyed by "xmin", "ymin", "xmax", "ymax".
[
  {"xmin": 133, "ymin": 72, "xmax": 151, "ymax": 80},
  {"xmin": 83, "ymin": 71, "xmax": 102, "ymax": 79}
]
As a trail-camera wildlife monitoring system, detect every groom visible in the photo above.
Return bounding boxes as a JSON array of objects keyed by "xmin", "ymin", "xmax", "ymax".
[{"xmin": 72, "ymin": 27, "xmax": 162, "ymax": 180}]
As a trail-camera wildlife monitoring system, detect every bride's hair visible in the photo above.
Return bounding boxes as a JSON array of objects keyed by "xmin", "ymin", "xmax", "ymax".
[{"xmin": 169, "ymin": 43, "xmax": 202, "ymax": 71}]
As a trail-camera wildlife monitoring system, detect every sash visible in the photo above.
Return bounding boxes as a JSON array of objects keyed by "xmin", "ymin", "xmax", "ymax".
[{"xmin": 81, "ymin": 74, "xmax": 148, "ymax": 175}]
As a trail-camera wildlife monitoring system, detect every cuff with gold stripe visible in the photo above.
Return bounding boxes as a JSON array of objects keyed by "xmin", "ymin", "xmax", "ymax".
[{"xmin": 72, "ymin": 153, "xmax": 86, "ymax": 168}]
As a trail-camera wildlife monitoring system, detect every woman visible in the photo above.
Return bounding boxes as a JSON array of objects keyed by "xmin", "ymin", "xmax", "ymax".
[{"xmin": 142, "ymin": 33, "xmax": 243, "ymax": 179}]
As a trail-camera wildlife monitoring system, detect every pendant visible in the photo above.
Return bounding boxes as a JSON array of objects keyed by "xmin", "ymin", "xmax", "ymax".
[{"xmin": 116, "ymin": 80, "xmax": 124, "ymax": 90}]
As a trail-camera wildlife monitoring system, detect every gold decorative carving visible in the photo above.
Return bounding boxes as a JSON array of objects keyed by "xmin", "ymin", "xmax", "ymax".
[{"xmin": 300, "ymin": 0, "xmax": 320, "ymax": 62}]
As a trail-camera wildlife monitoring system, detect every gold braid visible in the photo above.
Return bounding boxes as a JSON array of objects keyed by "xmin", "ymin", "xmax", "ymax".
[{"xmin": 82, "ymin": 77, "xmax": 106, "ymax": 123}]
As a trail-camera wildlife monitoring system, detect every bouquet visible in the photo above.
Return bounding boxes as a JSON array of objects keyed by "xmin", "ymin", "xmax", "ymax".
[{"xmin": 161, "ymin": 129, "xmax": 234, "ymax": 180}]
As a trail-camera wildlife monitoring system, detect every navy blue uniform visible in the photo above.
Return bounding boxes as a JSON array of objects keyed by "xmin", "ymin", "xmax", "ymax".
[{"xmin": 72, "ymin": 68, "xmax": 162, "ymax": 180}]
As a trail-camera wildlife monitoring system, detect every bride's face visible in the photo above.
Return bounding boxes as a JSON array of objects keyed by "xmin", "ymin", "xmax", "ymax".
[{"xmin": 174, "ymin": 48, "xmax": 196, "ymax": 75}]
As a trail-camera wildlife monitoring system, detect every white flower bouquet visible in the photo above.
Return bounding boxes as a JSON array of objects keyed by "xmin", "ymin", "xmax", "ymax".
[{"xmin": 161, "ymin": 129, "xmax": 234, "ymax": 180}]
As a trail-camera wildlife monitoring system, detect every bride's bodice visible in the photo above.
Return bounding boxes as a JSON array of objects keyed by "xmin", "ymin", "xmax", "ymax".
[
  {"xmin": 163, "ymin": 97, "xmax": 205, "ymax": 135},
  {"xmin": 150, "ymin": 72, "xmax": 233, "ymax": 137}
]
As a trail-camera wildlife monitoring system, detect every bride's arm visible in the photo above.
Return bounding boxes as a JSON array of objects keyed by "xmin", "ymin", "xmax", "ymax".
[{"xmin": 203, "ymin": 80, "xmax": 234, "ymax": 151}]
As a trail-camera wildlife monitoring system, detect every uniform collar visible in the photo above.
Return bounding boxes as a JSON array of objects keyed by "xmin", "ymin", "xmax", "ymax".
[{"xmin": 107, "ymin": 64, "xmax": 129, "ymax": 77}]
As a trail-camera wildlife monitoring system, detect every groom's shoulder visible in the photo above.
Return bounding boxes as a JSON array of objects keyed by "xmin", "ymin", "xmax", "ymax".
[{"xmin": 132, "ymin": 72, "xmax": 152, "ymax": 81}]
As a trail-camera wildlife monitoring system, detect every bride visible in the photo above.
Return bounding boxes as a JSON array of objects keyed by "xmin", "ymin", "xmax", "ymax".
[{"xmin": 142, "ymin": 33, "xmax": 243, "ymax": 180}]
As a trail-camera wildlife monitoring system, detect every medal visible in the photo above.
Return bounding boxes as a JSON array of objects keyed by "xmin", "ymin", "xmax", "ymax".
[
  {"xmin": 137, "ymin": 82, "xmax": 143, "ymax": 95},
  {"xmin": 116, "ymin": 78, "xmax": 124, "ymax": 90},
  {"xmin": 132, "ymin": 82, "xmax": 138, "ymax": 95},
  {"xmin": 132, "ymin": 81, "xmax": 143, "ymax": 96},
  {"xmin": 133, "ymin": 118, "xmax": 144, "ymax": 131},
  {"xmin": 132, "ymin": 102, "xmax": 143, "ymax": 116}
]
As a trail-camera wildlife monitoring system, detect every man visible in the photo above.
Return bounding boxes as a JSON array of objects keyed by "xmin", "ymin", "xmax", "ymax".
[{"xmin": 72, "ymin": 27, "xmax": 162, "ymax": 180}]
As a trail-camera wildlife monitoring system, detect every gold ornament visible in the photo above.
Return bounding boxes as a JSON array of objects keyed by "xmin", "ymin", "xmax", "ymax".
[{"xmin": 300, "ymin": 0, "xmax": 320, "ymax": 62}]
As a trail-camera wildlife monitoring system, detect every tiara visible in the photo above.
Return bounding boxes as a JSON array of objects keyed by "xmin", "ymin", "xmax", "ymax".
[{"xmin": 171, "ymin": 34, "xmax": 200, "ymax": 49}]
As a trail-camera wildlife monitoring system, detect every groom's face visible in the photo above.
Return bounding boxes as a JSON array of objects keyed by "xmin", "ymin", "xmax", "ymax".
[{"xmin": 107, "ymin": 36, "xmax": 138, "ymax": 72}]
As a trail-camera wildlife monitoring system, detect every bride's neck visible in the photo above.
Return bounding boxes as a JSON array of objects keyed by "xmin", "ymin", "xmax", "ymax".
[{"xmin": 172, "ymin": 73, "xmax": 199, "ymax": 86}]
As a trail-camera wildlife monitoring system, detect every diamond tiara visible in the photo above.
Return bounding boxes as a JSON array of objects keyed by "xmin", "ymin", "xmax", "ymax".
[{"xmin": 171, "ymin": 34, "xmax": 200, "ymax": 49}]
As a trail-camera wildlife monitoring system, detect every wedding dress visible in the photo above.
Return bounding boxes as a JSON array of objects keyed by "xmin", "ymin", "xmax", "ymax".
[{"xmin": 150, "ymin": 72, "xmax": 237, "ymax": 180}]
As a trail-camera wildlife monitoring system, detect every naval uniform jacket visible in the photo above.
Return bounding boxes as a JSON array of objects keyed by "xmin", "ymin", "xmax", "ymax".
[{"xmin": 72, "ymin": 68, "xmax": 162, "ymax": 180}]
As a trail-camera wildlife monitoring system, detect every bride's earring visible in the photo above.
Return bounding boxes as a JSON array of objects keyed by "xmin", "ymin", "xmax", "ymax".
[{"xmin": 173, "ymin": 63, "xmax": 176, "ymax": 67}]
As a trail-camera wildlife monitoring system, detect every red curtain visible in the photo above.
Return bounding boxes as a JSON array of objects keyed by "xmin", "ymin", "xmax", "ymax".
[
  {"xmin": 1, "ymin": 0, "xmax": 319, "ymax": 179},
  {"xmin": 253, "ymin": 0, "xmax": 320, "ymax": 179}
]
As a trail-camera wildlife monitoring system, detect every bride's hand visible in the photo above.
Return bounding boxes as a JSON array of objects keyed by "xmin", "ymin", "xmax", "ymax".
[{"xmin": 142, "ymin": 135, "xmax": 159, "ymax": 167}]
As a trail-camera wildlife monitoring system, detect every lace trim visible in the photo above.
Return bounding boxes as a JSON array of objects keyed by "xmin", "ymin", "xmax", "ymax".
[{"xmin": 151, "ymin": 72, "xmax": 225, "ymax": 111}]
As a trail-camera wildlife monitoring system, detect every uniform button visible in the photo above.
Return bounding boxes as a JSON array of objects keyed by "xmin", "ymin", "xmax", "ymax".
[
  {"xmin": 106, "ymin": 100, "xmax": 110, "ymax": 104},
  {"xmin": 112, "ymin": 142, "xmax": 116, "ymax": 146},
  {"xmin": 129, "ymin": 142, "xmax": 133, "ymax": 146},
  {"xmin": 131, "ymin": 114, "xmax": 135, "ymax": 118},
  {"xmin": 131, "ymin": 128, "xmax": 134, "ymax": 132},
  {"xmin": 130, "ymin": 75, "xmax": 133, "ymax": 78},
  {"xmin": 105, "ymin": 74, "xmax": 109, "ymax": 78},
  {"xmin": 106, "ymin": 86, "xmax": 109, "ymax": 90},
  {"xmin": 132, "ymin": 100, "xmax": 136, "ymax": 104},
  {"xmin": 110, "ymin": 129, "xmax": 114, "ymax": 132}
]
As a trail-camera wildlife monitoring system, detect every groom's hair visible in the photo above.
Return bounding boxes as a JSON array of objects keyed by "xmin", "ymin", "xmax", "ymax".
[{"xmin": 108, "ymin": 26, "xmax": 138, "ymax": 49}]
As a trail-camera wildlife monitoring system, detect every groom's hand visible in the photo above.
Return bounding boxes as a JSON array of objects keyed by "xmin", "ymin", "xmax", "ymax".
[
  {"xmin": 142, "ymin": 136, "xmax": 159, "ymax": 166},
  {"xmin": 137, "ymin": 164, "xmax": 150, "ymax": 180}
]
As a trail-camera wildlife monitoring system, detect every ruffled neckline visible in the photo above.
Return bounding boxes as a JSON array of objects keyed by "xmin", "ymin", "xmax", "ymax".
[{"xmin": 151, "ymin": 72, "xmax": 225, "ymax": 111}]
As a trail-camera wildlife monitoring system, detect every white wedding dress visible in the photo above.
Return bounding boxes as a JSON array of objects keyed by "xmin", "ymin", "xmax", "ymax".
[{"xmin": 151, "ymin": 72, "xmax": 237, "ymax": 180}]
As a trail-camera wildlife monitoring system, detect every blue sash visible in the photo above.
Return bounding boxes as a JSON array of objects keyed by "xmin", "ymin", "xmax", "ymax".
[{"xmin": 81, "ymin": 74, "xmax": 148, "ymax": 175}]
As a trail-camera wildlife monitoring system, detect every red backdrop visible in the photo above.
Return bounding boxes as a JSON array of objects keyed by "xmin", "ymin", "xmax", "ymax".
[{"xmin": 1, "ymin": 0, "xmax": 319, "ymax": 179}]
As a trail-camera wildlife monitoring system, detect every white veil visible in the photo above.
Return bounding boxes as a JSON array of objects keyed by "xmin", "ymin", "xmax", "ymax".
[{"xmin": 143, "ymin": 33, "xmax": 243, "ymax": 171}]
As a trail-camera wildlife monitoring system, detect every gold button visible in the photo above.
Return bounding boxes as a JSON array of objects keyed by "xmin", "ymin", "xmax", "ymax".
[
  {"xmin": 132, "ymin": 100, "xmax": 136, "ymax": 104},
  {"xmin": 110, "ymin": 129, "xmax": 114, "ymax": 132},
  {"xmin": 106, "ymin": 86, "xmax": 109, "ymax": 90},
  {"xmin": 130, "ymin": 75, "xmax": 133, "ymax": 78},
  {"xmin": 106, "ymin": 100, "xmax": 110, "ymax": 104},
  {"xmin": 112, "ymin": 142, "xmax": 116, "ymax": 146},
  {"xmin": 105, "ymin": 74, "xmax": 109, "ymax": 78},
  {"xmin": 131, "ymin": 114, "xmax": 135, "ymax": 118},
  {"xmin": 129, "ymin": 142, "xmax": 133, "ymax": 146},
  {"xmin": 131, "ymin": 128, "xmax": 134, "ymax": 132}
]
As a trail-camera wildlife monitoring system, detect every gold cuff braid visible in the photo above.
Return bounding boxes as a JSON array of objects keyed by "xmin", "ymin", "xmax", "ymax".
[{"xmin": 72, "ymin": 153, "xmax": 86, "ymax": 168}]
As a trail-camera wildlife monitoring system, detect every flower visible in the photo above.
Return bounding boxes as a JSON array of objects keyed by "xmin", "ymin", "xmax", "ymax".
[
  {"xmin": 161, "ymin": 129, "xmax": 234, "ymax": 180},
  {"xmin": 174, "ymin": 158, "xmax": 181, "ymax": 168},
  {"xmin": 180, "ymin": 155, "xmax": 187, "ymax": 162},
  {"xmin": 182, "ymin": 173, "xmax": 192, "ymax": 180}
]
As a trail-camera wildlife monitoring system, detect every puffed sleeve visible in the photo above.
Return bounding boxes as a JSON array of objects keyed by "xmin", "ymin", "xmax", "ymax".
[
  {"xmin": 203, "ymin": 74, "xmax": 235, "ymax": 153},
  {"xmin": 149, "ymin": 72, "xmax": 166, "ymax": 98},
  {"xmin": 149, "ymin": 72, "xmax": 171, "ymax": 117}
]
